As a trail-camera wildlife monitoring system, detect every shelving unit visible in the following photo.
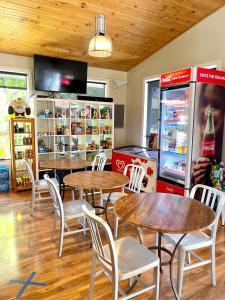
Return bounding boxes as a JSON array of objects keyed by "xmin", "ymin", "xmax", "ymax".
[
  {"xmin": 10, "ymin": 118, "xmax": 36, "ymax": 192},
  {"xmin": 35, "ymin": 98, "xmax": 114, "ymax": 179}
]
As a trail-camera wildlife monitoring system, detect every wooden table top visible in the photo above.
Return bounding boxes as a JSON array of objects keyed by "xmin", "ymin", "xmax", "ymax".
[
  {"xmin": 64, "ymin": 171, "xmax": 129, "ymax": 190},
  {"xmin": 40, "ymin": 158, "xmax": 90, "ymax": 170},
  {"xmin": 114, "ymin": 192, "xmax": 215, "ymax": 234}
]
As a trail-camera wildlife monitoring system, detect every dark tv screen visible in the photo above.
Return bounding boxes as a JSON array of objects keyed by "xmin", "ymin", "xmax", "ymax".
[{"xmin": 34, "ymin": 55, "xmax": 87, "ymax": 94}]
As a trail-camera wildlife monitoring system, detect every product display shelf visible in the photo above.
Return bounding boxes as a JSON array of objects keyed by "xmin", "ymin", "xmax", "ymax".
[
  {"xmin": 10, "ymin": 118, "xmax": 36, "ymax": 192},
  {"xmin": 35, "ymin": 98, "xmax": 114, "ymax": 178}
]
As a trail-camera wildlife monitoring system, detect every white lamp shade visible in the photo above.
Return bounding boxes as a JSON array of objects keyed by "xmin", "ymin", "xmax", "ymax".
[{"xmin": 88, "ymin": 35, "xmax": 112, "ymax": 58}]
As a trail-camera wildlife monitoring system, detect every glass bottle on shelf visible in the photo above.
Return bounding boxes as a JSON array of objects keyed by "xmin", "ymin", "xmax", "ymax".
[
  {"xmin": 23, "ymin": 136, "xmax": 27, "ymax": 145},
  {"xmin": 14, "ymin": 123, "xmax": 19, "ymax": 133}
]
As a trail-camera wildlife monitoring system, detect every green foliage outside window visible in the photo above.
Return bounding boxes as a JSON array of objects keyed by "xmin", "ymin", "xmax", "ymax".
[
  {"xmin": 0, "ymin": 72, "xmax": 28, "ymax": 159},
  {"xmin": 0, "ymin": 72, "xmax": 27, "ymax": 89}
]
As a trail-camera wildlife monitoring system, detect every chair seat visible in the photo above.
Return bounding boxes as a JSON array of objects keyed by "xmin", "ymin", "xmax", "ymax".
[
  {"xmin": 102, "ymin": 192, "xmax": 128, "ymax": 204},
  {"xmin": 163, "ymin": 231, "xmax": 212, "ymax": 251},
  {"xmin": 103, "ymin": 236, "xmax": 159, "ymax": 280},
  {"xmin": 35, "ymin": 178, "xmax": 59, "ymax": 191},
  {"xmin": 64, "ymin": 200, "xmax": 94, "ymax": 219}
]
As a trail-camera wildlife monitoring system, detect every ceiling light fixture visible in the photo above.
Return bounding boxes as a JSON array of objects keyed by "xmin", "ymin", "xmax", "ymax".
[{"xmin": 88, "ymin": 15, "xmax": 112, "ymax": 58}]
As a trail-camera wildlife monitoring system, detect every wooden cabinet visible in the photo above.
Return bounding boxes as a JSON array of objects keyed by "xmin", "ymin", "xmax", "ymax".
[{"xmin": 10, "ymin": 118, "xmax": 36, "ymax": 192}]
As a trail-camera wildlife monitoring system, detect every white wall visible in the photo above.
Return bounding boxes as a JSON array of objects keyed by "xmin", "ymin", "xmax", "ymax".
[
  {"xmin": 88, "ymin": 67, "xmax": 127, "ymax": 148},
  {"xmin": 0, "ymin": 53, "xmax": 127, "ymax": 148},
  {"xmin": 126, "ymin": 6, "xmax": 225, "ymax": 148}
]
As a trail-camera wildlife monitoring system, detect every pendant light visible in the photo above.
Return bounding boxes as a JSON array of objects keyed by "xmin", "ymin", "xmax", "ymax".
[{"xmin": 88, "ymin": 15, "xmax": 112, "ymax": 58}]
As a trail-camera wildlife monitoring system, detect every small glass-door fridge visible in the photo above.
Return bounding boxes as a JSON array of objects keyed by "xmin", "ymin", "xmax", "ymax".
[{"xmin": 158, "ymin": 83, "xmax": 190, "ymax": 195}]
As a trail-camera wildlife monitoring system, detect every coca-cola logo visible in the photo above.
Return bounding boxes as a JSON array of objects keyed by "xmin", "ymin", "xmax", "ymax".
[
  {"xmin": 202, "ymin": 145, "xmax": 215, "ymax": 151},
  {"xmin": 201, "ymin": 140, "xmax": 215, "ymax": 156},
  {"xmin": 116, "ymin": 159, "xmax": 125, "ymax": 170},
  {"xmin": 161, "ymin": 74, "xmax": 172, "ymax": 83}
]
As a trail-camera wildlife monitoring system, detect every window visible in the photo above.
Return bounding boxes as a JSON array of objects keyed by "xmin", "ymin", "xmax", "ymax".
[
  {"xmin": 58, "ymin": 81, "xmax": 106, "ymax": 99},
  {"xmin": 87, "ymin": 81, "xmax": 106, "ymax": 97},
  {"xmin": 0, "ymin": 72, "xmax": 28, "ymax": 159},
  {"xmin": 143, "ymin": 79, "xmax": 160, "ymax": 147}
]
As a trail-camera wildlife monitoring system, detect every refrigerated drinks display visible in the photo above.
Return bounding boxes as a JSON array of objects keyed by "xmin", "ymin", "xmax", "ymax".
[
  {"xmin": 157, "ymin": 67, "xmax": 225, "ymax": 196},
  {"xmin": 159, "ymin": 85, "xmax": 190, "ymax": 186}
]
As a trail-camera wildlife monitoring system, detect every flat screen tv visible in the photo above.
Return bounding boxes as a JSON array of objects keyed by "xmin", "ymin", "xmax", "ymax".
[{"xmin": 34, "ymin": 55, "xmax": 87, "ymax": 94}]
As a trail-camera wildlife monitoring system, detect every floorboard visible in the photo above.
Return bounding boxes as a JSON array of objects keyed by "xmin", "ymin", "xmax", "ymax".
[{"xmin": 0, "ymin": 191, "xmax": 225, "ymax": 299}]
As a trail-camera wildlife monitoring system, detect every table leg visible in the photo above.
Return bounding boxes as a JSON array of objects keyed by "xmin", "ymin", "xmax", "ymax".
[
  {"xmin": 158, "ymin": 233, "xmax": 163, "ymax": 273},
  {"xmin": 104, "ymin": 192, "xmax": 112, "ymax": 229},
  {"xmin": 170, "ymin": 233, "xmax": 187, "ymax": 300},
  {"xmin": 61, "ymin": 170, "xmax": 66, "ymax": 201},
  {"xmin": 70, "ymin": 169, "xmax": 75, "ymax": 200},
  {"xmin": 85, "ymin": 190, "xmax": 89, "ymax": 202},
  {"xmin": 79, "ymin": 189, "xmax": 83, "ymax": 201},
  {"xmin": 145, "ymin": 233, "xmax": 187, "ymax": 300},
  {"xmin": 89, "ymin": 189, "xmax": 107, "ymax": 218},
  {"xmin": 91, "ymin": 189, "xmax": 95, "ymax": 207}
]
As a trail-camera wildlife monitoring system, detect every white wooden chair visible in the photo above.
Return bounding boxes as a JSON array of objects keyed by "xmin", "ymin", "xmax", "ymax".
[
  {"xmin": 44, "ymin": 174, "xmax": 94, "ymax": 257},
  {"xmin": 24, "ymin": 158, "xmax": 59, "ymax": 216},
  {"xmin": 92, "ymin": 152, "xmax": 107, "ymax": 171},
  {"xmin": 81, "ymin": 152, "xmax": 107, "ymax": 201},
  {"xmin": 162, "ymin": 184, "xmax": 225, "ymax": 299},
  {"xmin": 82, "ymin": 205, "xmax": 160, "ymax": 300},
  {"xmin": 102, "ymin": 164, "xmax": 145, "ymax": 239}
]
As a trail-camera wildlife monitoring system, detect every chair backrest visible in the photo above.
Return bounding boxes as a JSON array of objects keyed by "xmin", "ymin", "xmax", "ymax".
[
  {"xmin": 44, "ymin": 174, "xmax": 64, "ymax": 220},
  {"xmin": 23, "ymin": 158, "xmax": 35, "ymax": 183},
  {"xmin": 123, "ymin": 164, "xmax": 145, "ymax": 193},
  {"xmin": 190, "ymin": 184, "xmax": 225, "ymax": 239},
  {"xmin": 92, "ymin": 153, "xmax": 106, "ymax": 171},
  {"xmin": 82, "ymin": 205, "xmax": 118, "ymax": 277}
]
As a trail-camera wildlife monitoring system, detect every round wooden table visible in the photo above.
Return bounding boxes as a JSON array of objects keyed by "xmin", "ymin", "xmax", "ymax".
[
  {"xmin": 40, "ymin": 158, "xmax": 90, "ymax": 170},
  {"xmin": 40, "ymin": 158, "xmax": 91, "ymax": 199},
  {"xmin": 114, "ymin": 192, "xmax": 215, "ymax": 300},
  {"xmin": 64, "ymin": 171, "xmax": 129, "ymax": 220},
  {"xmin": 64, "ymin": 171, "xmax": 129, "ymax": 190}
]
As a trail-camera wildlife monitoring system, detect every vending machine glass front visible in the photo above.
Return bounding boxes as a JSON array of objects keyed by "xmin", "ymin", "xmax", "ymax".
[{"xmin": 159, "ymin": 85, "xmax": 191, "ymax": 185}]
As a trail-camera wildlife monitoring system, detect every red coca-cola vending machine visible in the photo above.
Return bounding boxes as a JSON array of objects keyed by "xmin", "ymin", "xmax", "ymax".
[{"xmin": 157, "ymin": 67, "xmax": 225, "ymax": 196}]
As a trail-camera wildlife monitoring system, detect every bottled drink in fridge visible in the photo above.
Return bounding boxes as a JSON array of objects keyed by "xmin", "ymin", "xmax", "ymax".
[{"xmin": 200, "ymin": 106, "xmax": 215, "ymax": 162}]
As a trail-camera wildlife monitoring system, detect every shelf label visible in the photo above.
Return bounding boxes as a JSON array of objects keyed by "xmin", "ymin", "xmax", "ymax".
[{"xmin": 160, "ymin": 68, "xmax": 191, "ymax": 86}]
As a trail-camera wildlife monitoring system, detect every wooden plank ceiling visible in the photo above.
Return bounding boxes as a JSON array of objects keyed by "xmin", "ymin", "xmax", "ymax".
[{"xmin": 0, "ymin": 0, "xmax": 224, "ymax": 71}]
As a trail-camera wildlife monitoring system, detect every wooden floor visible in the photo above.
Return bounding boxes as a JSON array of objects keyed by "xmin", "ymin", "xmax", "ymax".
[{"xmin": 0, "ymin": 191, "xmax": 225, "ymax": 300}]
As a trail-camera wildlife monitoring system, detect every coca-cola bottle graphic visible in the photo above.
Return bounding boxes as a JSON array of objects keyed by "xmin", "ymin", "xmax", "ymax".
[{"xmin": 200, "ymin": 106, "xmax": 215, "ymax": 162}]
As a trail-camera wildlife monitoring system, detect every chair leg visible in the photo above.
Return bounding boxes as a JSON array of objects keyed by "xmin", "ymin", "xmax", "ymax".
[
  {"xmin": 99, "ymin": 189, "xmax": 103, "ymax": 207},
  {"xmin": 88, "ymin": 253, "xmax": 97, "ymax": 300},
  {"xmin": 80, "ymin": 189, "xmax": 83, "ymax": 200},
  {"xmin": 177, "ymin": 247, "xmax": 185, "ymax": 299},
  {"xmin": 30, "ymin": 187, "xmax": 36, "ymax": 216},
  {"xmin": 136, "ymin": 227, "xmax": 142, "ymax": 244},
  {"xmin": 210, "ymin": 244, "xmax": 216, "ymax": 286},
  {"xmin": 128, "ymin": 277, "xmax": 133, "ymax": 288},
  {"xmin": 52, "ymin": 214, "xmax": 57, "ymax": 241},
  {"xmin": 187, "ymin": 251, "xmax": 191, "ymax": 265},
  {"xmin": 58, "ymin": 221, "xmax": 64, "ymax": 257},
  {"xmin": 221, "ymin": 207, "xmax": 225, "ymax": 226},
  {"xmin": 83, "ymin": 216, "xmax": 87, "ymax": 237},
  {"xmin": 112, "ymin": 274, "xmax": 119, "ymax": 300},
  {"xmin": 114, "ymin": 215, "xmax": 119, "ymax": 239},
  {"xmin": 153, "ymin": 264, "xmax": 160, "ymax": 300},
  {"xmin": 155, "ymin": 232, "xmax": 159, "ymax": 255}
]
